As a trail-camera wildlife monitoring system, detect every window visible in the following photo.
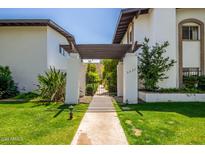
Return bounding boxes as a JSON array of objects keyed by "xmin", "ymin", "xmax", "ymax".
[
  {"xmin": 59, "ymin": 46, "xmax": 66, "ymax": 56},
  {"xmin": 182, "ymin": 26, "xmax": 199, "ymax": 40}
]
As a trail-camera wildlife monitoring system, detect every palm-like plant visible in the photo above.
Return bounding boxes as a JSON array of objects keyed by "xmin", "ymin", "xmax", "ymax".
[{"xmin": 38, "ymin": 67, "xmax": 66, "ymax": 102}]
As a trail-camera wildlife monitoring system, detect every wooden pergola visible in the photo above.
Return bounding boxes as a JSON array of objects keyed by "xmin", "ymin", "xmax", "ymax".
[{"xmin": 61, "ymin": 42, "xmax": 141, "ymax": 59}]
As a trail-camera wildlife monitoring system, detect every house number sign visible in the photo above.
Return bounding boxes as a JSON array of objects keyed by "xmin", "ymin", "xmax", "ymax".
[{"xmin": 126, "ymin": 67, "xmax": 137, "ymax": 74}]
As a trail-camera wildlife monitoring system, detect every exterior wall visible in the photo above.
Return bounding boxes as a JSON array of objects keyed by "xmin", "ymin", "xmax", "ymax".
[
  {"xmin": 176, "ymin": 9, "xmax": 205, "ymax": 69},
  {"xmin": 0, "ymin": 26, "xmax": 47, "ymax": 92},
  {"xmin": 183, "ymin": 41, "xmax": 200, "ymax": 67},
  {"xmin": 65, "ymin": 53, "xmax": 81, "ymax": 104},
  {"xmin": 139, "ymin": 91, "xmax": 205, "ymax": 102},
  {"xmin": 121, "ymin": 31, "xmax": 127, "ymax": 44},
  {"xmin": 122, "ymin": 8, "xmax": 178, "ymax": 89},
  {"xmin": 123, "ymin": 53, "xmax": 138, "ymax": 104},
  {"xmin": 47, "ymin": 26, "xmax": 69, "ymax": 71},
  {"xmin": 117, "ymin": 62, "xmax": 123, "ymax": 96},
  {"xmin": 149, "ymin": 8, "xmax": 177, "ymax": 88},
  {"xmin": 133, "ymin": 13, "xmax": 151, "ymax": 44},
  {"xmin": 79, "ymin": 63, "xmax": 86, "ymax": 97}
]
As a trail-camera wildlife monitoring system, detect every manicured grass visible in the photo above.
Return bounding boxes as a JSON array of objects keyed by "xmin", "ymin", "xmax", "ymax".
[
  {"xmin": 0, "ymin": 101, "xmax": 88, "ymax": 144},
  {"xmin": 114, "ymin": 101, "xmax": 205, "ymax": 144}
]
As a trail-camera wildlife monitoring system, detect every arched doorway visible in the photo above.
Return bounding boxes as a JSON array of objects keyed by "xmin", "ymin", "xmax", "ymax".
[{"xmin": 178, "ymin": 18, "xmax": 204, "ymax": 87}]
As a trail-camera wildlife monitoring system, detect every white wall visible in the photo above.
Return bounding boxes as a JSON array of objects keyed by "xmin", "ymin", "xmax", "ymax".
[
  {"xmin": 149, "ymin": 8, "xmax": 178, "ymax": 88},
  {"xmin": 183, "ymin": 41, "xmax": 200, "ymax": 67},
  {"xmin": 117, "ymin": 62, "xmax": 123, "ymax": 96},
  {"xmin": 47, "ymin": 26, "xmax": 69, "ymax": 71},
  {"xmin": 139, "ymin": 91, "xmax": 205, "ymax": 102},
  {"xmin": 79, "ymin": 63, "xmax": 86, "ymax": 97},
  {"xmin": 133, "ymin": 13, "xmax": 151, "ymax": 44},
  {"xmin": 123, "ymin": 53, "xmax": 138, "ymax": 104},
  {"xmin": 0, "ymin": 26, "xmax": 47, "ymax": 92},
  {"xmin": 176, "ymin": 9, "xmax": 205, "ymax": 70},
  {"xmin": 121, "ymin": 31, "xmax": 127, "ymax": 44},
  {"xmin": 65, "ymin": 53, "xmax": 81, "ymax": 104},
  {"xmin": 176, "ymin": 8, "xmax": 205, "ymax": 24}
]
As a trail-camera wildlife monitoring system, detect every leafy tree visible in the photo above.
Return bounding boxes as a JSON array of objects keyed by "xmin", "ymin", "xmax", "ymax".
[
  {"xmin": 86, "ymin": 64, "xmax": 100, "ymax": 95},
  {"xmin": 87, "ymin": 64, "xmax": 97, "ymax": 72},
  {"xmin": 138, "ymin": 38, "xmax": 175, "ymax": 91},
  {"xmin": 0, "ymin": 66, "xmax": 19, "ymax": 98},
  {"xmin": 86, "ymin": 71, "xmax": 100, "ymax": 84},
  {"xmin": 38, "ymin": 67, "xmax": 66, "ymax": 102},
  {"xmin": 102, "ymin": 59, "xmax": 118, "ymax": 93}
]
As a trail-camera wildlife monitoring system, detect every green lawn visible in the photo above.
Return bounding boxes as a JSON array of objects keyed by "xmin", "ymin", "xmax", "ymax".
[
  {"xmin": 114, "ymin": 101, "xmax": 205, "ymax": 144},
  {"xmin": 0, "ymin": 101, "xmax": 88, "ymax": 144}
]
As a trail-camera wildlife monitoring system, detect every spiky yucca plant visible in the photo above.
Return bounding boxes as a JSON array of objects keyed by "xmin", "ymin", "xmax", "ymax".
[{"xmin": 38, "ymin": 67, "xmax": 66, "ymax": 102}]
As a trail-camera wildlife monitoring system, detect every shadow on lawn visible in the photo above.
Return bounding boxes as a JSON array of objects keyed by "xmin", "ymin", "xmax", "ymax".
[
  {"xmin": 0, "ymin": 101, "xmax": 29, "ymax": 104},
  {"xmin": 116, "ymin": 101, "xmax": 205, "ymax": 118},
  {"xmin": 53, "ymin": 104, "xmax": 69, "ymax": 118}
]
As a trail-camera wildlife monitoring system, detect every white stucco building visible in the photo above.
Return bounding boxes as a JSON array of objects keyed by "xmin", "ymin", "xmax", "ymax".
[
  {"xmin": 0, "ymin": 19, "xmax": 77, "ymax": 92},
  {"xmin": 114, "ymin": 8, "xmax": 205, "ymax": 95},
  {"xmin": 1, "ymin": 8, "xmax": 205, "ymax": 104}
]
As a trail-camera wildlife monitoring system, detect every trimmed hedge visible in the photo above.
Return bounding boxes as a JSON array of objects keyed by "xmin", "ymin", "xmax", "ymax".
[
  {"xmin": 85, "ymin": 64, "xmax": 100, "ymax": 96},
  {"xmin": 183, "ymin": 75, "xmax": 205, "ymax": 90},
  {"xmin": 86, "ymin": 83, "xmax": 98, "ymax": 96},
  {"xmin": 0, "ymin": 66, "xmax": 19, "ymax": 99}
]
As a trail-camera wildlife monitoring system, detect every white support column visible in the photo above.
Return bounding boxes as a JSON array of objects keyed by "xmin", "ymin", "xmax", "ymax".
[
  {"xmin": 123, "ymin": 53, "xmax": 138, "ymax": 104},
  {"xmin": 79, "ymin": 63, "xmax": 86, "ymax": 97},
  {"xmin": 65, "ymin": 53, "xmax": 81, "ymax": 104},
  {"xmin": 117, "ymin": 62, "xmax": 123, "ymax": 96}
]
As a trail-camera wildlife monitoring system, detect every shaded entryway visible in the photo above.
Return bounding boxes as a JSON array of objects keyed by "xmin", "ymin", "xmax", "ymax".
[
  {"xmin": 62, "ymin": 43, "xmax": 140, "ymax": 104},
  {"xmin": 71, "ymin": 86, "xmax": 128, "ymax": 145}
]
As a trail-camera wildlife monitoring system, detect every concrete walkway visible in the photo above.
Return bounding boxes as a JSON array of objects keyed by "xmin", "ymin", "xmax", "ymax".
[{"xmin": 71, "ymin": 86, "xmax": 128, "ymax": 145}]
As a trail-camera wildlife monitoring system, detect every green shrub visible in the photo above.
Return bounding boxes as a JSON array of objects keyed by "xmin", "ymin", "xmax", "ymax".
[
  {"xmin": 198, "ymin": 75, "xmax": 205, "ymax": 90},
  {"xmin": 15, "ymin": 92, "xmax": 39, "ymax": 99},
  {"xmin": 85, "ymin": 64, "xmax": 100, "ymax": 95},
  {"xmin": 86, "ymin": 72, "xmax": 100, "ymax": 84},
  {"xmin": 183, "ymin": 76, "xmax": 198, "ymax": 89},
  {"xmin": 0, "ymin": 66, "xmax": 19, "ymax": 99},
  {"xmin": 86, "ymin": 83, "xmax": 98, "ymax": 96},
  {"xmin": 87, "ymin": 64, "xmax": 97, "ymax": 72},
  {"xmin": 138, "ymin": 38, "xmax": 175, "ymax": 91},
  {"xmin": 102, "ymin": 59, "xmax": 118, "ymax": 93},
  {"xmin": 38, "ymin": 67, "xmax": 66, "ymax": 102}
]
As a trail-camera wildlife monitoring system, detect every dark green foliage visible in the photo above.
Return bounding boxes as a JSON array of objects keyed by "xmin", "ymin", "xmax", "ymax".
[
  {"xmin": 86, "ymin": 63, "xmax": 97, "ymax": 72},
  {"xmin": 138, "ymin": 38, "xmax": 176, "ymax": 91},
  {"xmin": 15, "ymin": 92, "xmax": 39, "ymax": 99},
  {"xmin": 102, "ymin": 59, "xmax": 118, "ymax": 93},
  {"xmin": 198, "ymin": 75, "xmax": 205, "ymax": 90},
  {"xmin": 86, "ymin": 64, "xmax": 100, "ymax": 95},
  {"xmin": 0, "ymin": 66, "xmax": 19, "ymax": 98},
  {"xmin": 183, "ymin": 76, "xmax": 198, "ymax": 89},
  {"xmin": 86, "ymin": 71, "xmax": 100, "ymax": 84},
  {"xmin": 181, "ymin": 75, "xmax": 205, "ymax": 90},
  {"xmin": 86, "ymin": 84, "xmax": 98, "ymax": 96},
  {"xmin": 38, "ymin": 67, "xmax": 66, "ymax": 102}
]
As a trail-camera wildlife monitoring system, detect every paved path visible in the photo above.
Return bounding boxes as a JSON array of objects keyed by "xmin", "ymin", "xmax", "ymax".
[{"xmin": 71, "ymin": 86, "xmax": 128, "ymax": 145}]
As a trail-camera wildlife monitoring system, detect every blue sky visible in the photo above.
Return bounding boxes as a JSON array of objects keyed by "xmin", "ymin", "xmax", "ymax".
[{"xmin": 0, "ymin": 8, "xmax": 121, "ymax": 44}]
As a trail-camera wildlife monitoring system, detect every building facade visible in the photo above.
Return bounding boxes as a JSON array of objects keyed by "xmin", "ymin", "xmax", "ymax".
[
  {"xmin": 114, "ymin": 8, "xmax": 205, "ymax": 93},
  {"xmin": 0, "ymin": 19, "xmax": 74, "ymax": 92}
]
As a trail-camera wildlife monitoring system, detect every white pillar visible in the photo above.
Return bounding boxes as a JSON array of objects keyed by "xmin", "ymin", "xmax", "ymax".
[
  {"xmin": 65, "ymin": 53, "xmax": 81, "ymax": 104},
  {"xmin": 79, "ymin": 63, "xmax": 86, "ymax": 97},
  {"xmin": 123, "ymin": 53, "xmax": 138, "ymax": 104},
  {"xmin": 117, "ymin": 62, "xmax": 123, "ymax": 96}
]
